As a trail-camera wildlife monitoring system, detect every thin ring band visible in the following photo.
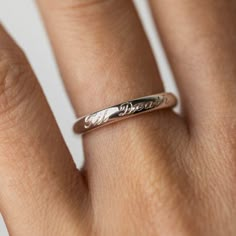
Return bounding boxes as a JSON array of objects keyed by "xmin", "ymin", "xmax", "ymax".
[{"xmin": 73, "ymin": 92, "xmax": 177, "ymax": 134}]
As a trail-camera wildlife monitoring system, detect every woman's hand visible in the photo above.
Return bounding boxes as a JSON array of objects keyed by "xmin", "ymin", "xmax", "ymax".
[{"xmin": 0, "ymin": 0, "xmax": 236, "ymax": 235}]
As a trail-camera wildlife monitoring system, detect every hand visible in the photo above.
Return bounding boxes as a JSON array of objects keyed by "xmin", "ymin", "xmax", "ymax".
[{"xmin": 0, "ymin": 1, "xmax": 235, "ymax": 235}]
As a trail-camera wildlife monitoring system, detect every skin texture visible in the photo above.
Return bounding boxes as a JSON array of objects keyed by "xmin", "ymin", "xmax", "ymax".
[{"xmin": 0, "ymin": 0, "xmax": 235, "ymax": 235}]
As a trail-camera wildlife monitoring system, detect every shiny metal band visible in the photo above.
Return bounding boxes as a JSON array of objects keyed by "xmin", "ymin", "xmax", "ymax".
[{"xmin": 73, "ymin": 93, "xmax": 177, "ymax": 134}]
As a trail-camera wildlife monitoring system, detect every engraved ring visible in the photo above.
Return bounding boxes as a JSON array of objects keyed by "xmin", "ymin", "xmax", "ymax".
[{"xmin": 73, "ymin": 93, "xmax": 177, "ymax": 134}]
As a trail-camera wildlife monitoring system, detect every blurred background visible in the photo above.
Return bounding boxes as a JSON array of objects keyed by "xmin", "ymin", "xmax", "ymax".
[{"xmin": 0, "ymin": 0, "xmax": 177, "ymax": 235}]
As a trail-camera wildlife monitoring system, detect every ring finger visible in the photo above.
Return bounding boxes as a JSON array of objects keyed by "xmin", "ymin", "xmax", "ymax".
[{"xmin": 36, "ymin": 0, "xmax": 185, "ymax": 224}]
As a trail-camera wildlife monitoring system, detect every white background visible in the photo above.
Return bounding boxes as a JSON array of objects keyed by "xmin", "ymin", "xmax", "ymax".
[{"xmin": 0, "ymin": 0, "xmax": 177, "ymax": 235}]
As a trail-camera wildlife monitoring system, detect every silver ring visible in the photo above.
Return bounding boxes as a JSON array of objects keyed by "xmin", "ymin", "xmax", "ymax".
[{"xmin": 73, "ymin": 92, "xmax": 177, "ymax": 134}]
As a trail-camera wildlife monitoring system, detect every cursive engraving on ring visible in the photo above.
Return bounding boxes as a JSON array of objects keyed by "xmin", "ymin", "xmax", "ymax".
[
  {"xmin": 118, "ymin": 96, "xmax": 164, "ymax": 117},
  {"xmin": 84, "ymin": 96, "xmax": 167, "ymax": 129},
  {"xmin": 84, "ymin": 109, "xmax": 110, "ymax": 129}
]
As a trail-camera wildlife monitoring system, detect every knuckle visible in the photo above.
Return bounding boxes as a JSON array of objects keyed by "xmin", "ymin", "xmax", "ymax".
[
  {"xmin": 0, "ymin": 47, "xmax": 34, "ymax": 117},
  {"xmin": 45, "ymin": 0, "xmax": 124, "ymax": 22},
  {"xmin": 48, "ymin": 0, "xmax": 115, "ymax": 9}
]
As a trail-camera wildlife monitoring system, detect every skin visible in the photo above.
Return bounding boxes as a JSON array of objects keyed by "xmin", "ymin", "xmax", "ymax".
[{"xmin": 0, "ymin": 0, "xmax": 236, "ymax": 235}]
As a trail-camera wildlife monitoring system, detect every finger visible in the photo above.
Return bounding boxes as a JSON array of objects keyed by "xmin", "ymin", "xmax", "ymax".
[
  {"xmin": 149, "ymin": 0, "xmax": 236, "ymax": 127},
  {"xmin": 37, "ymin": 0, "xmax": 164, "ymax": 114},
  {"xmin": 37, "ymin": 0, "xmax": 185, "ymax": 212},
  {"xmin": 0, "ymin": 24, "xmax": 89, "ymax": 235}
]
